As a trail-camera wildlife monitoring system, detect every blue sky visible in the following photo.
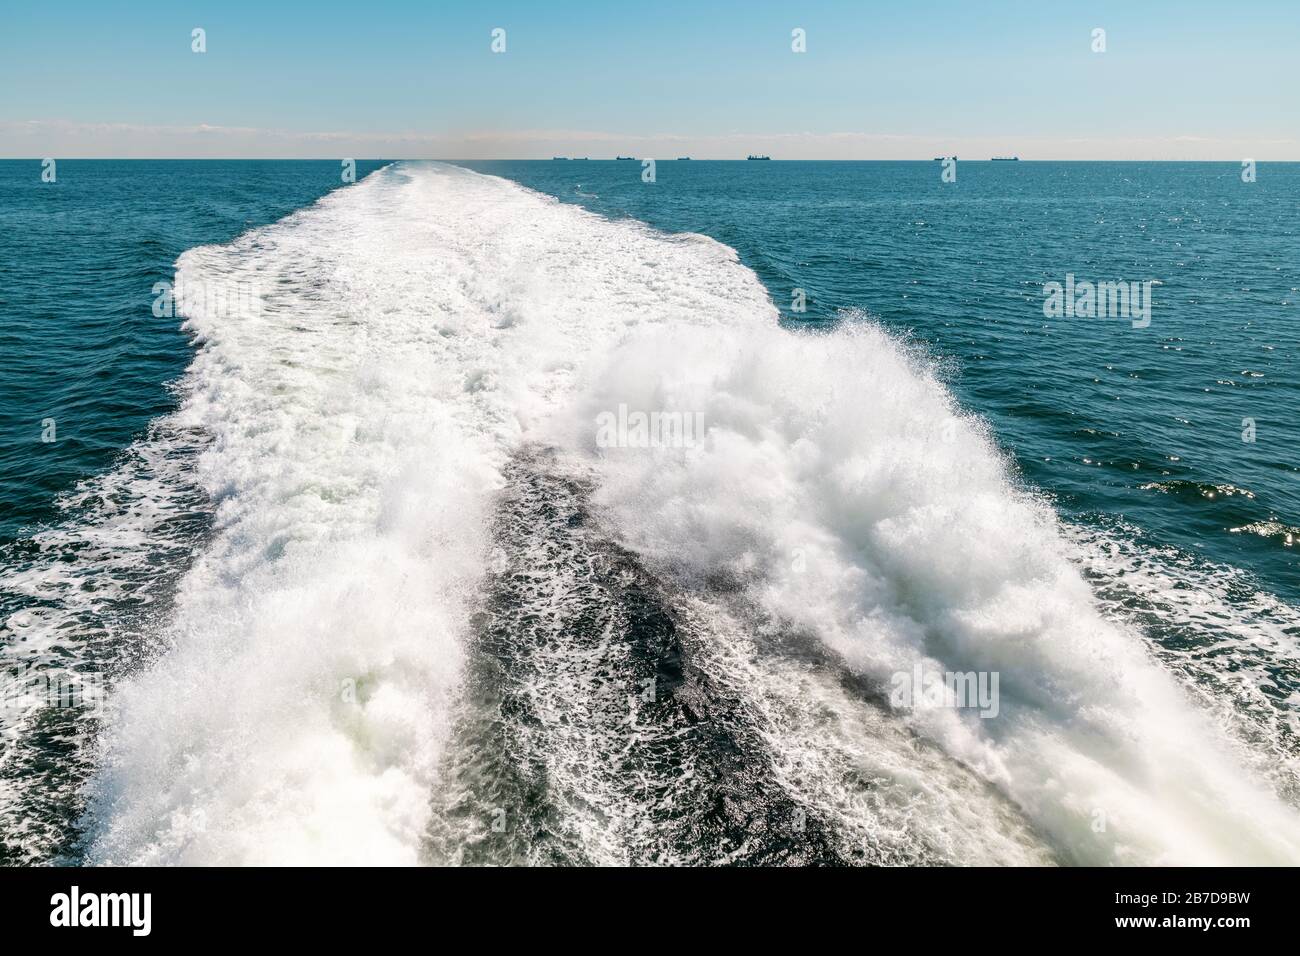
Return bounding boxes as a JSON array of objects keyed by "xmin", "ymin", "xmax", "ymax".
[{"xmin": 2, "ymin": 0, "xmax": 1297, "ymax": 158}]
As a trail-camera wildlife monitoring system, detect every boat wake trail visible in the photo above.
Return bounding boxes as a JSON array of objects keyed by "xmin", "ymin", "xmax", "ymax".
[{"xmin": 2, "ymin": 161, "xmax": 1297, "ymax": 865}]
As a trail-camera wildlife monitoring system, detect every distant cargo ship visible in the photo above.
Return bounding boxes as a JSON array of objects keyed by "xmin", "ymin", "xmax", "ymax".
[
  {"xmin": 615, "ymin": 156, "xmax": 636, "ymax": 161},
  {"xmin": 677, "ymin": 157, "xmax": 691, "ymax": 160},
  {"xmin": 747, "ymin": 154, "xmax": 771, "ymax": 161},
  {"xmin": 991, "ymin": 156, "xmax": 1020, "ymax": 161},
  {"xmin": 552, "ymin": 156, "xmax": 569, "ymax": 160},
  {"xmin": 933, "ymin": 156, "xmax": 957, "ymax": 161}
]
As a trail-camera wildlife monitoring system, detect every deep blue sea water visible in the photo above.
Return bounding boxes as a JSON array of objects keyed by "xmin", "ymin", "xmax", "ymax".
[{"xmin": 1, "ymin": 159, "xmax": 1298, "ymax": 866}]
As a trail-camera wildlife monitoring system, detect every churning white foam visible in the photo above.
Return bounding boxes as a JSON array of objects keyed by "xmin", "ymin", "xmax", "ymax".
[
  {"xmin": 564, "ymin": 313, "xmax": 1300, "ymax": 864},
  {"xmin": 83, "ymin": 163, "xmax": 777, "ymax": 864},
  {"xmin": 80, "ymin": 162, "xmax": 1300, "ymax": 865}
]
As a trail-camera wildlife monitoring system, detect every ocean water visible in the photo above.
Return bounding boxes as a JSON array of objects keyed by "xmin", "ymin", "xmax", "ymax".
[{"xmin": 0, "ymin": 159, "xmax": 1297, "ymax": 866}]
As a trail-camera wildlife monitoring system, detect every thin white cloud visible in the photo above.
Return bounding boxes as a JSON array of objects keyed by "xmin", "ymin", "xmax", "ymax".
[{"xmin": 2, "ymin": 119, "xmax": 1295, "ymax": 160}]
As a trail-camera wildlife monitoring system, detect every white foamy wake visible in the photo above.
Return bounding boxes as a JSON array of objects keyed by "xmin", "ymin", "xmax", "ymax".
[
  {"xmin": 560, "ymin": 317, "xmax": 1300, "ymax": 864},
  {"xmin": 83, "ymin": 163, "xmax": 776, "ymax": 864},
  {"xmin": 81, "ymin": 162, "xmax": 1300, "ymax": 865}
]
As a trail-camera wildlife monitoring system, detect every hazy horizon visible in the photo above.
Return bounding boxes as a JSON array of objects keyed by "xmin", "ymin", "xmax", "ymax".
[{"xmin": 2, "ymin": 122, "xmax": 1295, "ymax": 162}]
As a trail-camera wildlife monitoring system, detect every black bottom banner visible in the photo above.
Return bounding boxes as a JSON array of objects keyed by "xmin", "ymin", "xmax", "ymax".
[{"xmin": 0, "ymin": 866, "xmax": 1290, "ymax": 943}]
